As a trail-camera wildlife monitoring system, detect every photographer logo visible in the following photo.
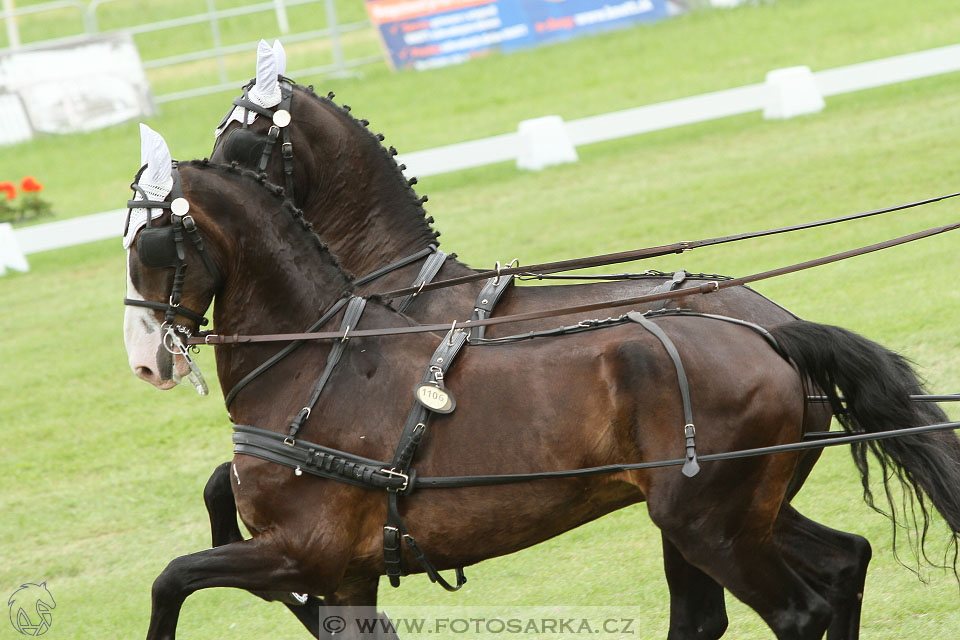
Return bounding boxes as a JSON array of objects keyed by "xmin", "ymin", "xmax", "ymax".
[{"xmin": 8, "ymin": 583, "xmax": 55, "ymax": 636}]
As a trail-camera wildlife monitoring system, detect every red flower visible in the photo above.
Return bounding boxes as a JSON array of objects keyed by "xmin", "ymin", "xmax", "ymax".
[
  {"xmin": 0, "ymin": 182, "xmax": 16, "ymax": 201},
  {"xmin": 21, "ymin": 176, "xmax": 42, "ymax": 192}
]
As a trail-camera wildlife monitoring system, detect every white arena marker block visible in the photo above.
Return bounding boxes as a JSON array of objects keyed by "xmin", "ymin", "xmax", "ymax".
[
  {"xmin": 516, "ymin": 115, "xmax": 578, "ymax": 171},
  {"xmin": 763, "ymin": 66, "xmax": 825, "ymax": 120},
  {"xmin": 0, "ymin": 222, "xmax": 30, "ymax": 274}
]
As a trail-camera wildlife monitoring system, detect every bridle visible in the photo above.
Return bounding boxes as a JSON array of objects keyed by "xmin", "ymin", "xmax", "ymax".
[
  {"xmin": 123, "ymin": 162, "xmax": 222, "ymax": 358},
  {"xmin": 218, "ymin": 76, "xmax": 296, "ymax": 200}
]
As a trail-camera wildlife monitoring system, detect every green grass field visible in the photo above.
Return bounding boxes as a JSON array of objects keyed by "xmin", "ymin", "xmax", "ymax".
[{"xmin": 2, "ymin": 0, "xmax": 960, "ymax": 638}]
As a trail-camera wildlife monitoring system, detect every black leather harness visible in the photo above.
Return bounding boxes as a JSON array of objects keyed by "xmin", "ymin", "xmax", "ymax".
[
  {"xmin": 123, "ymin": 163, "xmax": 222, "ymax": 331},
  {"xmin": 229, "ymin": 78, "xmax": 297, "ymax": 200},
  {"xmin": 231, "ymin": 309, "xmax": 785, "ymax": 590}
]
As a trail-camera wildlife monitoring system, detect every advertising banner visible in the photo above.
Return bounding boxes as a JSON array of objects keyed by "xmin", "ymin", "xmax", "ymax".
[{"xmin": 365, "ymin": 0, "xmax": 671, "ymax": 70}]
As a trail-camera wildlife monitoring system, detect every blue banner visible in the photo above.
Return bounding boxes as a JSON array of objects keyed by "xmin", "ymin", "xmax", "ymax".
[{"xmin": 366, "ymin": 0, "xmax": 671, "ymax": 70}]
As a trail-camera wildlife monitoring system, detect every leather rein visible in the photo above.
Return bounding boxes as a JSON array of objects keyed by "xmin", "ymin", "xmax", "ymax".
[{"xmin": 192, "ymin": 217, "xmax": 960, "ymax": 346}]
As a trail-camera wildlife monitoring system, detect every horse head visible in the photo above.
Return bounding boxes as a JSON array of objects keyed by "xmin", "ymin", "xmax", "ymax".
[
  {"xmin": 124, "ymin": 125, "xmax": 352, "ymax": 396},
  {"xmin": 209, "ymin": 41, "xmax": 438, "ymax": 274}
]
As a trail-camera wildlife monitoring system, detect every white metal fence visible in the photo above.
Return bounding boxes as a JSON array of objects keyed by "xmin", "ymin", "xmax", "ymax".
[
  {"xmin": 0, "ymin": 0, "xmax": 380, "ymax": 103},
  {"xmin": 7, "ymin": 41, "xmax": 960, "ymax": 265}
]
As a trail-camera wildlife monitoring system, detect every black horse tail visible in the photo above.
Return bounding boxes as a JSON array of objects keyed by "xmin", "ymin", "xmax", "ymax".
[{"xmin": 771, "ymin": 320, "xmax": 960, "ymax": 571}]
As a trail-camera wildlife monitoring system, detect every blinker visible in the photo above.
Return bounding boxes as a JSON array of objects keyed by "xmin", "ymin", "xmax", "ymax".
[{"xmin": 137, "ymin": 225, "xmax": 182, "ymax": 269}]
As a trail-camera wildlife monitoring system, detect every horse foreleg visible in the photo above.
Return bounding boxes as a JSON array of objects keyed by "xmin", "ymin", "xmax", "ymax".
[
  {"xmin": 326, "ymin": 575, "xmax": 398, "ymax": 640},
  {"xmin": 774, "ymin": 505, "xmax": 871, "ymax": 640},
  {"xmin": 203, "ymin": 464, "xmax": 324, "ymax": 638},
  {"xmin": 662, "ymin": 534, "xmax": 728, "ymax": 639},
  {"xmin": 146, "ymin": 538, "xmax": 320, "ymax": 640}
]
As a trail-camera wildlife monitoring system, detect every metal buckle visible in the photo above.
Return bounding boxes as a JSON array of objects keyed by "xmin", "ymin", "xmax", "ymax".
[
  {"xmin": 281, "ymin": 142, "xmax": 294, "ymax": 158},
  {"xmin": 381, "ymin": 468, "xmax": 410, "ymax": 492},
  {"xmin": 684, "ymin": 424, "xmax": 696, "ymax": 438}
]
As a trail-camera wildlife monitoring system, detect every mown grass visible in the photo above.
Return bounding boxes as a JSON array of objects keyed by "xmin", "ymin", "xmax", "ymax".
[{"xmin": 2, "ymin": 0, "xmax": 960, "ymax": 638}]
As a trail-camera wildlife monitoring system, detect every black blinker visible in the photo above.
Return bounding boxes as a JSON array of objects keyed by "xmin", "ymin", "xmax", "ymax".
[
  {"xmin": 221, "ymin": 128, "xmax": 269, "ymax": 169},
  {"xmin": 137, "ymin": 225, "xmax": 181, "ymax": 269}
]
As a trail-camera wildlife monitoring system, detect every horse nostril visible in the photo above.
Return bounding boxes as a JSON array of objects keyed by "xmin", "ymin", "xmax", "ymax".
[{"xmin": 136, "ymin": 366, "xmax": 157, "ymax": 381}]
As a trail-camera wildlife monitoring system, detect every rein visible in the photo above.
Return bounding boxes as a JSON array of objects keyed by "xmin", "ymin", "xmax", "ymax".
[
  {"xmin": 193, "ymin": 219, "xmax": 960, "ymax": 346},
  {"xmin": 377, "ymin": 190, "xmax": 960, "ymax": 300}
]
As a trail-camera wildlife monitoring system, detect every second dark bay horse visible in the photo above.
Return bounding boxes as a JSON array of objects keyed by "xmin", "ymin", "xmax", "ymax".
[{"xmin": 124, "ymin": 157, "xmax": 960, "ymax": 640}]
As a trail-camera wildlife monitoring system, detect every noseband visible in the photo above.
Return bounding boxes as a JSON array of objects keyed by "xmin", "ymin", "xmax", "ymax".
[
  {"xmin": 123, "ymin": 163, "xmax": 222, "ymax": 337},
  {"xmin": 218, "ymin": 77, "xmax": 296, "ymax": 200}
]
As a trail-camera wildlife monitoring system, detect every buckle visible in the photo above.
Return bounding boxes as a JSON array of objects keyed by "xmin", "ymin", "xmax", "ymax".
[
  {"xmin": 684, "ymin": 424, "xmax": 696, "ymax": 438},
  {"xmin": 381, "ymin": 468, "xmax": 409, "ymax": 492},
  {"xmin": 281, "ymin": 142, "xmax": 294, "ymax": 158}
]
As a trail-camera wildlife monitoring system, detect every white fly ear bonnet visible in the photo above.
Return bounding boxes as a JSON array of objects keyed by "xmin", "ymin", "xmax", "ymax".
[
  {"xmin": 215, "ymin": 39, "xmax": 287, "ymax": 136},
  {"xmin": 123, "ymin": 123, "xmax": 173, "ymax": 249}
]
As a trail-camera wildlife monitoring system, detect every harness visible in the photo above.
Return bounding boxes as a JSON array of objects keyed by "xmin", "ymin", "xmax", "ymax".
[
  {"xmin": 230, "ymin": 308, "xmax": 784, "ymax": 590},
  {"xmin": 222, "ymin": 77, "xmax": 297, "ymax": 199},
  {"xmin": 123, "ymin": 163, "xmax": 221, "ymax": 332}
]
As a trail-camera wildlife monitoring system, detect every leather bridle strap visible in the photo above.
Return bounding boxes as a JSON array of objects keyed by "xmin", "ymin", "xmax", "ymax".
[
  {"xmin": 233, "ymin": 78, "xmax": 296, "ymax": 200},
  {"xmin": 124, "ymin": 166, "xmax": 218, "ymax": 327},
  {"xmin": 193, "ymin": 219, "xmax": 960, "ymax": 346},
  {"xmin": 378, "ymin": 190, "xmax": 960, "ymax": 300}
]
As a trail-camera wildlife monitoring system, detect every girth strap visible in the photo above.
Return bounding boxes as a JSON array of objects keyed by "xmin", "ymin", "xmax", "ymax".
[
  {"xmin": 384, "ymin": 327, "xmax": 470, "ymax": 591},
  {"xmin": 287, "ymin": 296, "xmax": 367, "ymax": 442},
  {"xmin": 394, "ymin": 249, "xmax": 448, "ymax": 314},
  {"xmin": 626, "ymin": 311, "xmax": 700, "ymax": 477},
  {"xmin": 470, "ymin": 274, "xmax": 515, "ymax": 340}
]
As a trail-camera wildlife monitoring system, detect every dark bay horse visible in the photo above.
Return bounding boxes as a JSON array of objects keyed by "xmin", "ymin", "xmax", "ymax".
[
  {"xmin": 124, "ymin": 160, "xmax": 960, "ymax": 640},
  {"xmin": 204, "ymin": 60, "xmax": 848, "ymax": 637}
]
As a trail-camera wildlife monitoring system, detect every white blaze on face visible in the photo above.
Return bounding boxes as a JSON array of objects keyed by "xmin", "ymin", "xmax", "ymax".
[{"xmin": 124, "ymin": 251, "xmax": 187, "ymax": 389}]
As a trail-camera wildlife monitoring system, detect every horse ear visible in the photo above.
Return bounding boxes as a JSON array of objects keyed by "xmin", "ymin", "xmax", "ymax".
[
  {"xmin": 139, "ymin": 123, "xmax": 172, "ymax": 186},
  {"xmin": 272, "ymin": 40, "xmax": 287, "ymax": 76},
  {"xmin": 255, "ymin": 39, "xmax": 279, "ymax": 98}
]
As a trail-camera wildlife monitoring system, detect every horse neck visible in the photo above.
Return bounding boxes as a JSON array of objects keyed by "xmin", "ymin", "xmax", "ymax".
[
  {"xmin": 195, "ymin": 175, "xmax": 354, "ymax": 402},
  {"xmin": 295, "ymin": 92, "xmax": 476, "ymax": 284}
]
